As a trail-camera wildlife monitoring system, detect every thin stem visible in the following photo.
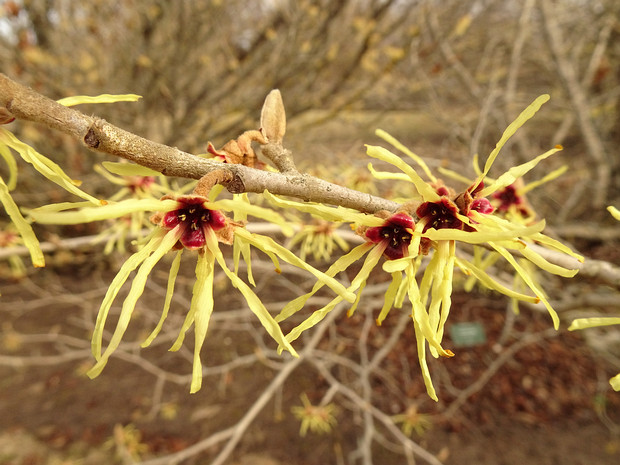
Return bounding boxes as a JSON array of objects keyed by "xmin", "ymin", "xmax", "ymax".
[{"xmin": 0, "ymin": 73, "xmax": 398, "ymax": 214}]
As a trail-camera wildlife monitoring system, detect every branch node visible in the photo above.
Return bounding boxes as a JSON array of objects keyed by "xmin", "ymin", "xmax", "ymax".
[
  {"xmin": 227, "ymin": 172, "xmax": 246, "ymax": 194},
  {"xmin": 84, "ymin": 127, "xmax": 100, "ymax": 148},
  {"xmin": 260, "ymin": 142, "xmax": 298, "ymax": 174},
  {"xmin": 0, "ymin": 106, "xmax": 15, "ymax": 124},
  {"xmin": 194, "ymin": 168, "xmax": 235, "ymax": 197}
]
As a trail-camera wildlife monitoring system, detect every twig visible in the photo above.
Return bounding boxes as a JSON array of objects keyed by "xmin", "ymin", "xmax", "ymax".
[
  {"xmin": 0, "ymin": 73, "xmax": 398, "ymax": 213},
  {"xmin": 357, "ymin": 312, "xmax": 376, "ymax": 465},
  {"xmin": 312, "ymin": 359, "xmax": 445, "ymax": 465},
  {"xmin": 137, "ymin": 295, "xmax": 350, "ymax": 465},
  {"xmin": 505, "ymin": 0, "xmax": 536, "ymax": 104},
  {"xmin": 539, "ymin": 0, "xmax": 610, "ymax": 207}
]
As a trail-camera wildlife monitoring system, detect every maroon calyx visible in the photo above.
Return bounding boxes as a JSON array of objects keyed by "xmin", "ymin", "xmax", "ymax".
[
  {"xmin": 365, "ymin": 212, "xmax": 415, "ymax": 260},
  {"xmin": 161, "ymin": 196, "xmax": 227, "ymax": 249}
]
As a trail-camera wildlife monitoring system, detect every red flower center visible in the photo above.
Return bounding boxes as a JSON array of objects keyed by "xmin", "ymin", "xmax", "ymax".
[
  {"xmin": 416, "ymin": 198, "xmax": 467, "ymax": 232},
  {"xmin": 161, "ymin": 197, "xmax": 226, "ymax": 249},
  {"xmin": 492, "ymin": 185, "xmax": 522, "ymax": 211},
  {"xmin": 365, "ymin": 213, "xmax": 414, "ymax": 260}
]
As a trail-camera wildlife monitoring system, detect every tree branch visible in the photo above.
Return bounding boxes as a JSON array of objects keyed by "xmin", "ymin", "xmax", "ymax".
[
  {"xmin": 0, "ymin": 73, "xmax": 398, "ymax": 213},
  {"xmin": 539, "ymin": 0, "xmax": 610, "ymax": 208}
]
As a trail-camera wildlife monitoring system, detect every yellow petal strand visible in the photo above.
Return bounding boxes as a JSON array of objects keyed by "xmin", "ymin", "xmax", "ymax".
[
  {"xmin": 395, "ymin": 262, "xmax": 414, "ymax": 308},
  {"xmin": 142, "ymin": 249, "xmax": 184, "ymax": 348},
  {"xmin": 436, "ymin": 240, "xmax": 455, "ymax": 341},
  {"xmin": 366, "ymin": 145, "xmax": 441, "ymax": 202},
  {"xmin": 469, "ymin": 210, "xmax": 547, "ymax": 235},
  {"xmin": 233, "ymin": 235, "xmax": 255, "ymax": 285},
  {"xmin": 284, "ymin": 244, "xmax": 384, "ymax": 345},
  {"xmin": 235, "ymin": 228, "xmax": 356, "ymax": 302},
  {"xmin": 207, "ymin": 232, "xmax": 298, "ymax": 357},
  {"xmin": 418, "ymin": 249, "xmax": 440, "ymax": 309},
  {"xmin": 31, "ymin": 198, "xmax": 178, "ymax": 224},
  {"xmin": 367, "ymin": 162, "xmax": 412, "ymax": 182},
  {"xmin": 57, "ymin": 94, "xmax": 142, "ymax": 106},
  {"xmin": 413, "ymin": 319, "xmax": 438, "ymax": 402},
  {"xmin": 521, "ymin": 165, "xmax": 568, "ymax": 194},
  {"xmin": 423, "ymin": 220, "xmax": 545, "ymax": 244},
  {"xmin": 478, "ymin": 145, "xmax": 562, "ymax": 198},
  {"xmin": 408, "ymin": 272, "xmax": 450, "ymax": 357},
  {"xmin": 0, "ymin": 176, "xmax": 45, "ymax": 267},
  {"xmin": 529, "ymin": 232, "xmax": 585, "ymax": 263},
  {"xmin": 455, "ymin": 257, "xmax": 540, "ymax": 303},
  {"xmin": 607, "ymin": 206, "xmax": 620, "ymax": 221},
  {"xmin": 262, "ymin": 190, "xmax": 383, "ymax": 227},
  {"xmin": 275, "ymin": 243, "xmax": 372, "ymax": 322},
  {"xmin": 101, "ymin": 161, "xmax": 161, "ymax": 177},
  {"xmin": 347, "ymin": 280, "xmax": 367, "ymax": 317},
  {"xmin": 572, "ymin": 301, "xmax": 618, "ymax": 394},
  {"xmin": 419, "ymin": 241, "xmax": 454, "ymax": 359},
  {"xmin": 208, "ymin": 183, "xmax": 225, "ymax": 202},
  {"xmin": 478, "ymin": 94, "xmax": 550, "ymax": 185},
  {"xmin": 376, "ymin": 272, "xmax": 402, "ymax": 325},
  {"xmin": 88, "ymin": 228, "xmax": 178, "ymax": 378},
  {"xmin": 0, "ymin": 129, "xmax": 99, "ymax": 203},
  {"xmin": 190, "ymin": 250, "xmax": 216, "ymax": 393},
  {"xmin": 29, "ymin": 200, "xmax": 101, "ymax": 213},
  {"xmin": 375, "ymin": 129, "xmax": 437, "ymax": 182},
  {"xmin": 232, "ymin": 193, "xmax": 250, "ymax": 222},
  {"xmin": 489, "ymin": 242, "xmax": 559, "ymax": 329},
  {"xmin": 284, "ymin": 296, "xmax": 345, "ymax": 348},
  {"xmin": 519, "ymin": 245, "xmax": 578, "ymax": 277},
  {"xmin": 349, "ymin": 244, "xmax": 385, "ymax": 290},
  {"xmin": 568, "ymin": 317, "xmax": 620, "ymax": 331},
  {"xmin": 214, "ymin": 197, "xmax": 294, "ymax": 236},
  {"xmin": 0, "ymin": 143, "xmax": 18, "ymax": 190},
  {"xmin": 382, "ymin": 255, "xmax": 412, "ymax": 273}
]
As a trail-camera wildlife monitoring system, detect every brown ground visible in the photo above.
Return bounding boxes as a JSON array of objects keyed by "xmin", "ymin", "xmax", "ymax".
[{"xmin": 0, "ymin": 242, "xmax": 619, "ymax": 465}]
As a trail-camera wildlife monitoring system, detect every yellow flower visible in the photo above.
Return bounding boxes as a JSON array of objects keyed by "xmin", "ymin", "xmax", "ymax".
[
  {"xmin": 272, "ymin": 95, "xmax": 583, "ymax": 401},
  {"xmin": 288, "ymin": 218, "xmax": 350, "ymax": 262},
  {"xmin": 291, "ymin": 393, "xmax": 337, "ymax": 436},
  {"xmin": 368, "ymin": 95, "xmax": 582, "ymax": 329},
  {"xmin": 29, "ymin": 194, "xmax": 355, "ymax": 392},
  {"xmin": 392, "ymin": 404, "xmax": 433, "ymax": 437}
]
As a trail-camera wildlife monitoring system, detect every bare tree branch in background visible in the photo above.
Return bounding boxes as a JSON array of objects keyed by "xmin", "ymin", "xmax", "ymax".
[
  {"xmin": 539, "ymin": 0, "xmax": 611, "ymax": 209},
  {"xmin": 1, "ymin": 2, "xmax": 620, "ymax": 464}
]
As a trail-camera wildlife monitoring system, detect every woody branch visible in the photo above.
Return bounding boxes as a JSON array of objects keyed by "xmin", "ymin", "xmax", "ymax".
[{"xmin": 0, "ymin": 73, "xmax": 398, "ymax": 213}]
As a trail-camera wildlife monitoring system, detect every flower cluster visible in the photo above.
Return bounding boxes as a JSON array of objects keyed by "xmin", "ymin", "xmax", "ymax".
[
  {"xmin": 291, "ymin": 393, "xmax": 338, "ymax": 437},
  {"xmin": 270, "ymin": 95, "xmax": 582, "ymax": 400},
  {"xmin": 18, "ymin": 93, "xmax": 584, "ymax": 401},
  {"xmin": 30, "ymin": 189, "xmax": 355, "ymax": 393}
]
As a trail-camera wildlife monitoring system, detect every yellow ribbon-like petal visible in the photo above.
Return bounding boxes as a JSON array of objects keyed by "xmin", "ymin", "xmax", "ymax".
[
  {"xmin": 0, "ymin": 175, "xmax": 44, "ymax": 267},
  {"xmin": 57, "ymin": 94, "xmax": 142, "ymax": 106}
]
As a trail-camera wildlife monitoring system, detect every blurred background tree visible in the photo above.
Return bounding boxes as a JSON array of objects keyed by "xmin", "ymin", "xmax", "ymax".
[
  {"xmin": 1, "ymin": 0, "xmax": 616, "ymax": 214},
  {"xmin": 1, "ymin": 1, "xmax": 619, "ymax": 464}
]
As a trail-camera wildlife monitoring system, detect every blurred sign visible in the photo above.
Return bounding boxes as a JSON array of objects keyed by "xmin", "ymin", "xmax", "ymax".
[{"xmin": 449, "ymin": 322, "xmax": 487, "ymax": 348}]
